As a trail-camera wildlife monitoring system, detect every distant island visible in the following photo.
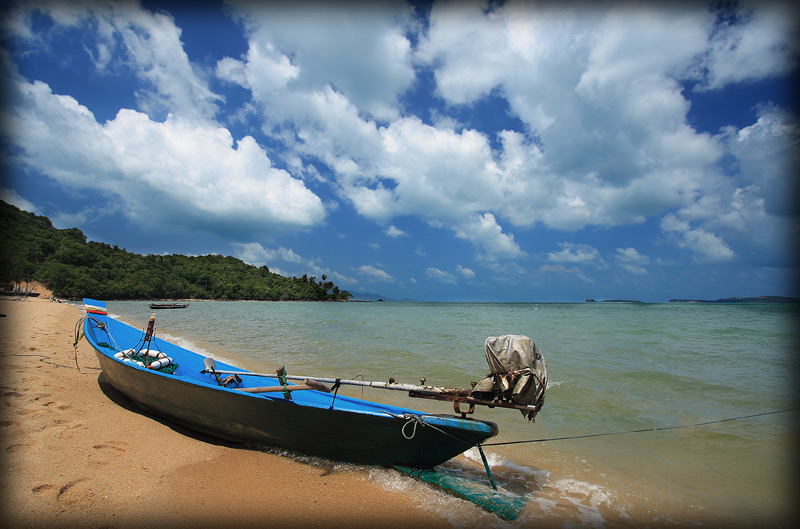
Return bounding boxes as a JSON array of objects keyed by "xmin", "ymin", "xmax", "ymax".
[
  {"xmin": 584, "ymin": 296, "xmax": 799, "ymax": 304},
  {"xmin": 348, "ymin": 291, "xmax": 389, "ymax": 302},
  {"xmin": 668, "ymin": 296, "xmax": 800, "ymax": 304},
  {"xmin": 585, "ymin": 299, "xmax": 643, "ymax": 303}
]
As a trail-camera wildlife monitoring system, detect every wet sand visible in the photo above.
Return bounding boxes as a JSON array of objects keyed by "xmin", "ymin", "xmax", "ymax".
[{"xmin": 0, "ymin": 290, "xmax": 451, "ymax": 529}]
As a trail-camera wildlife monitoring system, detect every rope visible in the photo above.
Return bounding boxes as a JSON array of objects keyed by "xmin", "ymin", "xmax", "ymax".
[
  {"xmin": 278, "ymin": 366, "xmax": 291, "ymax": 400},
  {"xmin": 328, "ymin": 378, "xmax": 342, "ymax": 410},
  {"xmin": 72, "ymin": 317, "xmax": 86, "ymax": 372},
  {"xmin": 72, "ymin": 315, "xmax": 129, "ymax": 371},
  {"xmin": 401, "ymin": 414, "xmax": 425, "ymax": 439},
  {"xmin": 72, "ymin": 315, "xmax": 110, "ymax": 371},
  {"xmin": 482, "ymin": 407, "xmax": 800, "ymax": 446},
  {"xmin": 381, "ymin": 411, "xmax": 477, "ymax": 448}
]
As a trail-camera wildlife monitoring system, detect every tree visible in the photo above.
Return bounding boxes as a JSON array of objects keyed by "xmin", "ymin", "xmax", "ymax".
[{"xmin": 0, "ymin": 200, "xmax": 352, "ymax": 301}]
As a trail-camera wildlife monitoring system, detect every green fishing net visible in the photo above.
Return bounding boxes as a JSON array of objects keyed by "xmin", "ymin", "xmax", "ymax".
[{"xmin": 125, "ymin": 352, "xmax": 179, "ymax": 375}]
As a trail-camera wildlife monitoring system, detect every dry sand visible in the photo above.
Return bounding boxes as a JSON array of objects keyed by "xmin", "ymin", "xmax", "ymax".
[{"xmin": 0, "ymin": 289, "xmax": 452, "ymax": 529}]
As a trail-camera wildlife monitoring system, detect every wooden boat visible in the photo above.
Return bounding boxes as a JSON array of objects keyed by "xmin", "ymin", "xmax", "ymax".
[
  {"xmin": 78, "ymin": 299, "xmax": 548, "ymax": 518},
  {"xmin": 149, "ymin": 302, "xmax": 189, "ymax": 309},
  {"xmin": 77, "ymin": 299, "xmax": 512, "ymax": 468}
]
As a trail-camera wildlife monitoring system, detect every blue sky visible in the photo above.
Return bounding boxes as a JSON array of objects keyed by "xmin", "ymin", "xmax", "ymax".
[{"xmin": 1, "ymin": 0, "xmax": 798, "ymax": 302}]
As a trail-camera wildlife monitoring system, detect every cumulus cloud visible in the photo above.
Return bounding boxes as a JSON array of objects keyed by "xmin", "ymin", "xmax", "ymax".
[
  {"xmin": 423, "ymin": 2, "xmax": 718, "ymax": 188},
  {"xmin": 455, "ymin": 213, "xmax": 525, "ymax": 261},
  {"xmin": 216, "ymin": 40, "xmax": 299, "ymax": 95},
  {"xmin": 661, "ymin": 213, "xmax": 735, "ymax": 263},
  {"xmin": 386, "ymin": 225, "xmax": 407, "ymax": 237},
  {"xmin": 1, "ymin": 187, "xmax": 36, "ymax": 213},
  {"xmin": 412, "ymin": 1, "xmax": 787, "ymax": 238},
  {"xmin": 426, "ymin": 267, "xmax": 457, "ymax": 284},
  {"xmin": 224, "ymin": 0, "xmax": 417, "ymax": 122},
  {"xmin": 548, "ymin": 242, "xmax": 602, "ymax": 265},
  {"xmin": 209, "ymin": 1, "xmax": 794, "ymax": 265},
  {"xmin": 700, "ymin": 2, "xmax": 798, "ymax": 90},
  {"xmin": 6, "ymin": 1, "xmax": 222, "ymax": 121},
  {"xmin": 539, "ymin": 264, "xmax": 594, "ymax": 283},
  {"xmin": 232, "ymin": 242, "xmax": 304, "ymax": 267},
  {"xmin": 358, "ymin": 264, "xmax": 395, "ymax": 282},
  {"xmin": 232, "ymin": 242, "xmax": 340, "ymax": 280},
  {"xmin": 100, "ymin": 6, "xmax": 223, "ymax": 120},
  {"xmin": 3, "ymin": 0, "xmax": 795, "ymax": 291},
  {"xmin": 457, "ymin": 265, "xmax": 475, "ymax": 280},
  {"xmin": 6, "ymin": 77, "xmax": 325, "ymax": 236},
  {"xmin": 616, "ymin": 247, "xmax": 650, "ymax": 275},
  {"xmin": 664, "ymin": 104, "xmax": 797, "ymax": 259},
  {"xmin": 720, "ymin": 105, "xmax": 798, "ymax": 218},
  {"xmin": 3, "ymin": 4, "xmax": 326, "ymax": 241}
]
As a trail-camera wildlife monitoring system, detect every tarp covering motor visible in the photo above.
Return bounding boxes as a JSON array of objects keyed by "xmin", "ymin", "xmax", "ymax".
[{"xmin": 471, "ymin": 334, "xmax": 547, "ymax": 421}]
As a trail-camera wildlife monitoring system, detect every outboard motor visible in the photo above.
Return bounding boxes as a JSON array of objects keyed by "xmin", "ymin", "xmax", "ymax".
[{"xmin": 470, "ymin": 335, "xmax": 547, "ymax": 421}]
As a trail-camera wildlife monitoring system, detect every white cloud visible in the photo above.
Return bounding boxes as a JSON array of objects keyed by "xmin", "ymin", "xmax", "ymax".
[
  {"xmin": 224, "ymin": 0, "xmax": 417, "ymax": 122},
  {"xmin": 370, "ymin": 117, "xmax": 505, "ymax": 221},
  {"xmin": 331, "ymin": 270, "xmax": 358, "ymax": 287},
  {"xmin": 415, "ymin": 1, "xmax": 510, "ymax": 105},
  {"xmin": 358, "ymin": 265, "xmax": 395, "ymax": 282},
  {"xmin": 4, "ymin": 2, "xmax": 328, "ymax": 242},
  {"xmin": 661, "ymin": 213, "xmax": 735, "ymax": 263},
  {"xmin": 232, "ymin": 243, "xmax": 304, "ymax": 267},
  {"xmin": 7, "ymin": 1, "xmax": 223, "ymax": 121},
  {"xmin": 215, "ymin": 5, "xmax": 528, "ymax": 259},
  {"xmin": 1, "ymin": 187, "xmax": 37, "ymax": 213},
  {"xmin": 411, "ymin": 1, "xmax": 787, "ymax": 240},
  {"xmin": 548, "ymin": 242, "xmax": 602, "ymax": 265},
  {"xmin": 4, "ymin": 1, "xmax": 795, "ymax": 282},
  {"xmin": 426, "ymin": 267, "xmax": 457, "ymax": 284},
  {"xmin": 455, "ymin": 213, "xmax": 525, "ymax": 261},
  {"xmin": 669, "ymin": 104, "xmax": 797, "ymax": 258},
  {"xmin": 720, "ymin": 105, "xmax": 798, "ymax": 217},
  {"xmin": 456, "ymin": 265, "xmax": 475, "ymax": 280},
  {"xmin": 7, "ymin": 76, "xmax": 326, "ymax": 237},
  {"xmin": 701, "ymin": 2, "xmax": 798, "ymax": 90},
  {"xmin": 386, "ymin": 225, "xmax": 406, "ymax": 237},
  {"xmin": 101, "ymin": 6, "xmax": 223, "ymax": 120},
  {"xmin": 232, "ymin": 242, "xmax": 342, "ymax": 281},
  {"xmin": 616, "ymin": 247, "xmax": 650, "ymax": 275},
  {"xmin": 539, "ymin": 264, "xmax": 594, "ymax": 283},
  {"xmin": 216, "ymin": 40, "xmax": 299, "ymax": 95},
  {"xmin": 212, "ymin": 1, "xmax": 795, "ymax": 266}
]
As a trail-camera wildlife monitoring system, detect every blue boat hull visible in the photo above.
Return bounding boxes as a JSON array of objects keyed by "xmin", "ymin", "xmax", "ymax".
[{"xmin": 82, "ymin": 300, "xmax": 498, "ymax": 467}]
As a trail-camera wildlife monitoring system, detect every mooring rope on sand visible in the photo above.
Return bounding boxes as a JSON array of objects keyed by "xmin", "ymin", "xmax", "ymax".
[{"xmin": 482, "ymin": 407, "xmax": 799, "ymax": 446}]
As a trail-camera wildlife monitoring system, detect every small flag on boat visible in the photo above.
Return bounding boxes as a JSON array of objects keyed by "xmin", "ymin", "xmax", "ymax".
[{"xmin": 84, "ymin": 299, "xmax": 107, "ymax": 315}]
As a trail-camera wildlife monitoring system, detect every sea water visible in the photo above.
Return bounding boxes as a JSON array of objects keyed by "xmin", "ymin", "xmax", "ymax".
[{"xmin": 104, "ymin": 301, "xmax": 799, "ymax": 527}]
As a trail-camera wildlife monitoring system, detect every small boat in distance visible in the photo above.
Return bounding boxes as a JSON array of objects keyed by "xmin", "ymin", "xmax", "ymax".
[{"xmin": 149, "ymin": 302, "xmax": 189, "ymax": 309}]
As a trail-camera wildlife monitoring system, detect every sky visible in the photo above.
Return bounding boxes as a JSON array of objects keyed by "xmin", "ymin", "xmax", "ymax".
[{"xmin": 1, "ymin": 0, "xmax": 798, "ymax": 302}]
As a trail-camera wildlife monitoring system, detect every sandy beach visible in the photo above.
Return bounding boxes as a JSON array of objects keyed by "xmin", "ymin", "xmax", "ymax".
[{"xmin": 0, "ymin": 290, "xmax": 452, "ymax": 529}]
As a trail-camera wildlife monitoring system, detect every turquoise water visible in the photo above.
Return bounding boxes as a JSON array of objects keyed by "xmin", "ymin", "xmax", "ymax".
[{"xmin": 104, "ymin": 301, "xmax": 799, "ymax": 527}]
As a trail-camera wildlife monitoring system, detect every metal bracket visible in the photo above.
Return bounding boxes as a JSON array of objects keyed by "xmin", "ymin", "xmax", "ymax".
[{"xmin": 453, "ymin": 399, "xmax": 476, "ymax": 418}]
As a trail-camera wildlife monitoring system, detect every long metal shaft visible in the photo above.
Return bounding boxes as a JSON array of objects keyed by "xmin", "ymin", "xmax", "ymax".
[
  {"xmin": 201, "ymin": 366, "xmax": 542, "ymax": 414},
  {"xmin": 201, "ymin": 368, "xmax": 467, "ymax": 395}
]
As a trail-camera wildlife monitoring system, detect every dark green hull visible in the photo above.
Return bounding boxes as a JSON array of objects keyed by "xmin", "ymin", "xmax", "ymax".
[{"xmin": 94, "ymin": 352, "xmax": 496, "ymax": 466}]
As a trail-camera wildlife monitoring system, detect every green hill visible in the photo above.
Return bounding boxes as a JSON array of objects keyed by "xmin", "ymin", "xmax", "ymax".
[{"xmin": 0, "ymin": 200, "xmax": 351, "ymax": 301}]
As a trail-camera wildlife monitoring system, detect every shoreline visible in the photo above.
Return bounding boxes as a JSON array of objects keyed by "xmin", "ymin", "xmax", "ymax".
[{"xmin": 0, "ymin": 294, "xmax": 451, "ymax": 528}]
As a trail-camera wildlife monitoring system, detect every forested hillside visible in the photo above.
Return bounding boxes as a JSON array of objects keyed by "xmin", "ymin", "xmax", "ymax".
[{"xmin": 0, "ymin": 201, "xmax": 351, "ymax": 301}]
